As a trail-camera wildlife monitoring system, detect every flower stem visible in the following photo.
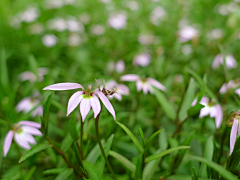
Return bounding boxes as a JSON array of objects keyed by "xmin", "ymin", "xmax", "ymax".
[
  {"xmin": 80, "ymin": 119, "xmax": 84, "ymax": 160},
  {"xmin": 95, "ymin": 113, "xmax": 117, "ymax": 180}
]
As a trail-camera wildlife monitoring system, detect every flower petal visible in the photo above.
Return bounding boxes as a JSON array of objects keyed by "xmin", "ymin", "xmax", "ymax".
[
  {"xmin": 235, "ymin": 89, "xmax": 240, "ymax": 97},
  {"xmin": 219, "ymin": 83, "xmax": 227, "ymax": 94},
  {"xmin": 230, "ymin": 119, "xmax": 239, "ymax": 155},
  {"xmin": 21, "ymin": 132, "xmax": 36, "ymax": 145},
  {"xmin": 67, "ymin": 91, "xmax": 84, "ymax": 116},
  {"xmin": 90, "ymin": 94, "xmax": 101, "ymax": 118},
  {"xmin": 18, "ymin": 121, "xmax": 41, "ymax": 128},
  {"xmin": 199, "ymin": 107, "xmax": 210, "ymax": 118},
  {"xmin": 136, "ymin": 80, "xmax": 143, "ymax": 92},
  {"xmin": 96, "ymin": 90, "xmax": 116, "ymax": 120},
  {"xmin": 14, "ymin": 133, "xmax": 31, "ymax": 150},
  {"xmin": 199, "ymin": 97, "xmax": 209, "ymax": 104},
  {"xmin": 120, "ymin": 74, "xmax": 140, "ymax": 82},
  {"xmin": 214, "ymin": 105, "xmax": 223, "ymax": 129},
  {"xmin": 43, "ymin": 82, "xmax": 82, "ymax": 90},
  {"xmin": 31, "ymin": 106, "xmax": 43, "ymax": 117},
  {"xmin": 21, "ymin": 126, "xmax": 43, "ymax": 136},
  {"xmin": 142, "ymin": 84, "xmax": 149, "ymax": 94},
  {"xmin": 147, "ymin": 78, "xmax": 166, "ymax": 91},
  {"xmin": 3, "ymin": 130, "xmax": 14, "ymax": 157},
  {"xmin": 80, "ymin": 98, "xmax": 91, "ymax": 121}
]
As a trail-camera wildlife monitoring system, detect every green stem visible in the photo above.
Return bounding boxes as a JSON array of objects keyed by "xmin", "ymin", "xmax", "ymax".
[
  {"xmin": 80, "ymin": 119, "xmax": 84, "ymax": 160},
  {"xmin": 95, "ymin": 113, "xmax": 117, "ymax": 180}
]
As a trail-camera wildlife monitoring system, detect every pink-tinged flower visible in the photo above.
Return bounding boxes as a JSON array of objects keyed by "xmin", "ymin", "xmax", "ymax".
[
  {"xmin": 19, "ymin": 68, "xmax": 48, "ymax": 82},
  {"xmin": 133, "ymin": 53, "xmax": 151, "ymax": 67},
  {"xmin": 106, "ymin": 60, "xmax": 125, "ymax": 73},
  {"xmin": 192, "ymin": 97, "xmax": 223, "ymax": 129},
  {"xmin": 120, "ymin": 74, "xmax": 166, "ymax": 94},
  {"xmin": 150, "ymin": 6, "xmax": 167, "ymax": 26},
  {"xmin": 42, "ymin": 34, "xmax": 58, "ymax": 47},
  {"xmin": 105, "ymin": 80, "xmax": 129, "ymax": 101},
  {"xmin": 43, "ymin": 83, "xmax": 116, "ymax": 121},
  {"xmin": 108, "ymin": 13, "xmax": 127, "ymax": 30},
  {"xmin": 219, "ymin": 80, "xmax": 240, "ymax": 94},
  {"xmin": 178, "ymin": 26, "xmax": 199, "ymax": 42},
  {"xmin": 16, "ymin": 97, "xmax": 43, "ymax": 117},
  {"xmin": 235, "ymin": 89, "xmax": 240, "ymax": 97},
  {"xmin": 3, "ymin": 121, "xmax": 42, "ymax": 157},
  {"xmin": 229, "ymin": 119, "xmax": 239, "ymax": 155},
  {"xmin": 212, "ymin": 54, "xmax": 237, "ymax": 69}
]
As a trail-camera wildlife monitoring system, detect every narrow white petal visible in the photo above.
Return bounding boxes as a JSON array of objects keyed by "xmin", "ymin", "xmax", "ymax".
[
  {"xmin": 90, "ymin": 95, "xmax": 101, "ymax": 118},
  {"xmin": 43, "ymin": 82, "xmax": 82, "ymax": 90},
  {"xmin": 230, "ymin": 119, "xmax": 239, "ymax": 155},
  {"xmin": 3, "ymin": 130, "xmax": 14, "ymax": 157},
  {"xmin": 67, "ymin": 91, "xmax": 84, "ymax": 116},
  {"xmin": 142, "ymin": 84, "xmax": 149, "ymax": 94},
  {"xmin": 235, "ymin": 89, "xmax": 240, "ymax": 97},
  {"xmin": 120, "ymin": 74, "xmax": 140, "ymax": 82},
  {"xmin": 96, "ymin": 91, "xmax": 116, "ymax": 120},
  {"xmin": 136, "ymin": 80, "xmax": 143, "ymax": 92},
  {"xmin": 31, "ymin": 106, "xmax": 43, "ymax": 117},
  {"xmin": 18, "ymin": 121, "xmax": 41, "ymax": 128},
  {"xmin": 14, "ymin": 133, "xmax": 31, "ymax": 150},
  {"xmin": 21, "ymin": 132, "xmax": 36, "ymax": 145},
  {"xmin": 80, "ymin": 98, "xmax": 91, "ymax": 121},
  {"xmin": 147, "ymin": 78, "xmax": 166, "ymax": 91},
  {"xmin": 21, "ymin": 126, "xmax": 43, "ymax": 136},
  {"xmin": 199, "ymin": 107, "xmax": 210, "ymax": 118},
  {"xmin": 199, "ymin": 97, "xmax": 209, "ymax": 105},
  {"xmin": 214, "ymin": 105, "xmax": 223, "ymax": 129}
]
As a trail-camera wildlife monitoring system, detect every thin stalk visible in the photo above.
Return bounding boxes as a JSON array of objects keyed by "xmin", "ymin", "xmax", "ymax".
[
  {"xmin": 46, "ymin": 136, "xmax": 82, "ymax": 178},
  {"xmin": 95, "ymin": 113, "xmax": 117, "ymax": 180},
  {"xmin": 80, "ymin": 119, "xmax": 84, "ymax": 160}
]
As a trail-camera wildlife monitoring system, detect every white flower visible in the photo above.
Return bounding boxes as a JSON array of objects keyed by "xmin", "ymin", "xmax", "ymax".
[
  {"xmin": 3, "ymin": 121, "xmax": 42, "ymax": 157},
  {"xmin": 47, "ymin": 18, "xmax": 67, "ymax": 32},
  {"xmin": 133, "ymin": 53, "xmax": 151, "ymax": 67},
  {"xmin": 108, "ymin": 13, "xmax": 127, "ymax": 30},
  {"xmin": 178, "ymin": 26, "xmax": 199, "ymax": 42},
  {"xmin": 105, "ymin": 80, "xmax": 129, "ymax": 101},
  {"xmin": 42, "ymin": 34, "xmax": 58, "ymax": 47},
  {"xmin": 212, "ymin": 54, "xmax": 237, "ymax": 69},
  {"xmin": 219, "ymin": 80, "xmax": 240, "ymax": 94},
  {"xmin": 120, "ymin": 74, "xmax": 166, "ymax": 94},
  {"xmin": 67, "ymin": 19, "xmax": 84, "ymax": 32},
  {"xmin": 19, "ymin": 6, "xmax": 39, "ymax": 23},
  {"xmin": 150, "ymin": 6, "xmax": 167, "ymax": 26}
]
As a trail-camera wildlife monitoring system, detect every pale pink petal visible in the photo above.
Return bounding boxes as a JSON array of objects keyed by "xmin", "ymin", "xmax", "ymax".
[
  {"xmin": 43, "ymin": 83, "xmax": 82, "ymax": 90},
  {"xmin": 31, "ymin": 106, "xmax": 43, "ymax": 117},
  {"xmin": 21, "ymin": 132, "xmax": 36, "ymax": 145},
  {"xmin": 226, "ymin": 55, "xmax": 237, "ymax": 69},
  {"xmin": 14, "ymin": 133, "xmax": 31, "ymax": 150},
  {"xmin": 19, "ymin": 71, "xmax": 36, "ymax": 82},
  {"xmin": 67, "ymin": 91, "xmax": 84, "ymax": 116},
  {"xmin": 235, "ymin": 89, "xmax": 240, "ymax": 97},
  {"xmin": 115, "ymin": 60, "xmax": 125, "ymax": 73},
  {"xmin": 147, "ymin": 78, "xmax": 166, "ymax": 91},
  {"xmin": 96, "ymin": 91, "xmax": 116, "ymax": 120},
  {"xmin": 199, "ymin": 107, "xmax": 210, "ymax": 118},
  {"xmin": 116, "ymin": 84, "xmax": 129, "ymax": 95},
  {"xmin": 209, "ymin": 107, "xmax": 217, "ymax": 118},
  {"xmin": 214, "ymin": 105, "xmax": 223, "ymax": 129},
  {"xmin": 192, "ymin": 98, "xmax": 197, "ymax": 106},
  {"xmin": 105, "ymin": 80, "xmax": 118, "ymax": 89},
  {"xmin": 21, "ymin": 126, "xmax": 42, "ymax": 136},
  {"xmin": 212, "ymin": 54, "xmax": 222, "ymax": 69},
  {"xmin": 147, "ymin": 85, "xmax": 154, "ymax": 94},
  {"xmin": 80, "ymin": 98, "xmax": 91, "ymax": 121},
  {"xmin": 90, "ymin": 94, "xmax": 101, "ymax": 118},
  {"xmin": 199, "ymin": 97, "xmax": 209, "ymax": 104},
  {"xmin": 142, "ymin": 84, "xmax": 149, "ymax": 94},
  {"xmin": 136, "ymin": 80, "xmax": 143, "ymax": 92},
  {"xmin": 18, "ymin": 121, "xmax": 41, "ymax": 128},
  {"xmin": 16, "ymin": 98, "xmax": 33, "ymax": 113},
  {"xmin": 3, "ymin": 130, "xmax": 14, "ymax": 157},
  {"xmin": 219, "ymin": 83, "xmax": 227, "ymax": 94},
  {"xmin": 120, "ymin": 74, "xmax": 140, "ymax": 82},
  {"xmin": 113, "ymin": 93, "xmax": 122, "ymax": 101},
  {"xmin": 238, "ymin": 123, "xmax": 240, "ymax": 136},
  {"xmin": 230, "ymin": 119, "xmax": 239, "ymax": 155}
]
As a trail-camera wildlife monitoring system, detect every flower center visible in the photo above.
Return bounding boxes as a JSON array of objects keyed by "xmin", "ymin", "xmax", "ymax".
[
  {"xmin": 84, "ymin": 84, "xmax": 93, "ymax": 97},
  {"xmin": 13, "ymin": 124, "xmax": 23, "ymax": 134}
]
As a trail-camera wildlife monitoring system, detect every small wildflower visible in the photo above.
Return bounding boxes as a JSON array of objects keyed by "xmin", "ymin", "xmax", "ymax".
[
  {"xmin": 105, "ymin": 80, "xmax": 129, "ymax": 101},
  {"xmin": 3, "ymin": 121, "xmax": 42, "ymax": 157},
  {"xmin": 43, "ymin": 82, "xmax": 116, "ymax": 121},
  {"xmin": 192, "ymin": 97, "xmax": 223, "ymax": 129},
  {"xmin": 120, "ymin": 74, "xmax": 166, "ymax": 94},
  {"xmin": 108, "ymin": 13, "xmax": 127, "ymax": 30},
  {"xmin": 19, "ymin": 68, "xmax": 48, "ymax": 82},
  {"xmin": 219, "ymin": 80, "xmax": 240, "ymax": 94},
  {"xmin": 133, "ymin": 53, "xmax": 151, "ymax": 67},
  {"xmin": 212, "ymin": 54, "xmax": 237, "ymax": 69},
  {"xmin": 178, "ymin": 26, "xmax": 199, "ymax": 43},
  {"xmin": 42, "ymin": 34, "xmax": 58, "ymax": 47}
]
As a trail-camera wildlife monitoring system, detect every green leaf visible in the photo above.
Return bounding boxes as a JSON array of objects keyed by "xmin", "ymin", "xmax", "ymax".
[
  {"xmin": 0, "ymin": 48, "xmax": 9, "ymax": 92},
  {"xmin": 109, "ymin": 150, "xmax": 136, "ymax": 173},
  {"xmin": 153, "ymin": 87, "xmax": 176, "ymax": 120},
  {"xmin": 43, "ymin": 168, "xmax": 66, "ymax": 174},
  {"xmin": 43, "ymin": 92, "xmax": 54, "ymax": 136},
  {"xmin": 188, "ymin": 155, "xmax": 238, "ymax": 180},
  {"xmin": 145, "ymin": 146, "xmax": 190, "ymax": 163},
  {"xmin": 19, "ymin": 144, "xmax": 53, "ymax": 163},
  {"xmin": 86, "ymin": 139, "xmax": 105, "ymax": 164},
  {"xmin": 24, "ymin": 166, "xmax": 36, "ymax": 180},
  {"xmin": 166, "ymin": 175, "xmax": 216, "ymax": 180},
  {"xmin": 54, "ymin": 168, "xmax": 74, "ymax": 180},
  {"xmin": 187, "ymin": 104, "xmax": 205, "ymax": 117},
  {"xmin": 69, "ymin": 119, "xmax": 79, "ymax": 141},
  {"xmin": 139, "ymin": 127, "xmax": 145, "ymax": 146},
  {"xmin": 135, "ymin": 154, "xmax": 143, "ymax": 180},
  {"xmin": 83, "ymin": 161, "xmax": 102, "ymax": 180},
  {"xmin": 199, "ymin": 136, "xmax": 214, "ymax": 178},
  {"xmin": 158, "ymin": 130, "xmax": 168, "ymax": 150},
  {"xmin": 61, "ymin": 133, "xmax": 73, "ymax": 152},
  {"xmin": 228, "ymin": 136, "xmax": 240, "ymax": 170},
  {"xmin": 179, "ymin": 78, "xmax": 196, "ymax": 121},
  {"xmin": 116, "ymin": 121, "xmax": 144, "ymax": 154},
  {"xmin": 192, "ymin": 167, "xmax": 198, "ymax": 180},
  {"xmin": 145, "ymin": 129, "xmax": 164, "ymax": 148},
  {"xmin": 95, "ymin": 134, "xmax": 114, "ymax": 175},
  {"xmin": 73, "ymin": 142, "xmax": 83, "ymax": 168},
  {"xmin": 28, "ymin": 55, "xmax": 38, "ymax": 77}
]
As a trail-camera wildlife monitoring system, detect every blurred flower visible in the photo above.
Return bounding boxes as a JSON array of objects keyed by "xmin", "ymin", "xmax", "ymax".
[
  {"xmin": 192, "ymin": 97, "xmax": 223, "ymax": 129},
  {"xmin": 79, "ymin": 14, "xmax": 91, "ymax": 24},
  {"xmin": 43, "ymin": 83, "xmax": 116, "ymax": 121},
  {"xmin": 42, "ymin": 34, "xmax": 58, "ymax": 47},
  {"xmin": 150, "ymin": 6, "xmax": 167, "ymax": 26},
  {"xmin": 178, "ymin": 26, "xmax": 199, "ymax": 42},
  {"xmin": 212, "ymin": 54, "xmax": 237, "ymax": 69},
  {"xmin": 229, "ymin": 119, "xmax": 239, "ymax": 155},
  {"xmin": 217, "ymin": 2, "xmax": 238, "ymax": 16},
  {"xmin": 47, "ymin": 18, "xmax": 67, "ymax": 32},
  {"xmin": 68, "ymin": 33, "xmax": 81, "ymax": 46},
  {"xmin": 138, "ymin": 34, "xmax": 155, "ymax": 45},
  {"xmin": 99, "ymin": 0, "xmax": 111, "ymax": 3},
  {"xmin": 133, "ymin": 53, "xmax": 151, "ymax": 67},
  {"xmin": 107, "ymin": 60, "xmax": 125, "ymax": 73},
  {"xmin": 126, "ymin": 1, "xmax": 139, "ymax": 11},
  {"xmin": 16, "ymin": 96, "xmax": 43, "ymax": 117},
  {"xmin": 3, "ymin": 121, "xmax": 42, "ymax": 157},
  {"xmin": 90, "ymin": 24, "xmax": 105, "ymax": 35},
  {"xmin": 207, "ymin": 29, "xmax": 223, "ymax": 40},
  {"xmin": 120, "ymin": 74, "xmax": 166, "ymax": 94},
  {"xmin": 28, "ymin": 23, "xmax": 44, "ymax": 34},
  {"xmin": 181, "ymin": 44, "xmax": 192, "ymax": 55},
  {"xmin": 105, "ymin": 80, "xmax": 129, "ymax": 101},
  {"xmin": 19, "ymin": 68, "xmax": 48, "ymax": 82},
  {"xmin": 67, "ymin": 19, "xmax": 84, "ymax": 32},
  {"xmin": 44, "ymin": 0, "xmax": 75, "ymax": 9},
  {"xmin": 220, "ymin": 80, "xmax": 240, "ymax": 94},
  {"xmin": 108, "ymin": 13, "xmax": 127, "ymax": 30},
  {"xmin": 18, "ymin": 6, "xmax": 39, "ymax": 23}
]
